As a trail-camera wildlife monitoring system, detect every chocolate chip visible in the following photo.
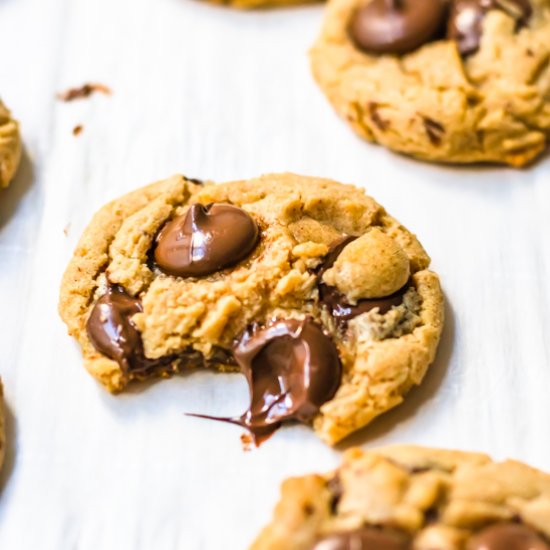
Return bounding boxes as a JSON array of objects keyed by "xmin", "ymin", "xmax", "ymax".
[
  {"xmin": 369, "ymin": 102, "xmax": 390, "ymax": 131},
  {"xmin": 86, "ymin": 285, "xmax": 144, "ymax": 372},
  {"xmin": 327, "ymin": 475, "xmax": 343, "ymax": 514},
  {"xmin": 466, "ymin": 523, "xmax": 550, "ymax": 550},
  {"xmin": 154, "ymin": 203, "xmax": 259, "ymax": 278},
  {"xmin": 188, "ymin": 318, "xmax": 342, "ymax": 445},
  {"xmin": 350, "ymin": 0, "xmax": 447, "ymax": 55},
  {"xmin": 186, "ymin": 177, "xmax": 204, "ymax": 186},
  {"xmin": 447, "ymin": 0, "xmax": 532, "ymax": 55},
  {"xmin": 422, "ymin": 117, "xmax": 445, "ymax": 146},
  {"xmin": 312, "ymin": 526, "xmax": 411, "ymax": 550},
  {"xmin": 317, "ymin": 236, "xmax": 408, "ymax": 323}
]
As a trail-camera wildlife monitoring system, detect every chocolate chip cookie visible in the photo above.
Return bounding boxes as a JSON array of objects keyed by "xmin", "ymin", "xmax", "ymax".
[
  {"xmin": 59, "ymin": 174, "xmax": 443, "ymax": 445},
  {"xmin": 310, "ymin": 0, "xmax": 550, "ymax": 166},
  {"xmin": 207, "ymin": 0, "xmax": 318, "ymax": 8},
  {"xmin": 251, "ymin": 445, "xmax": 550, "ymax": 549},
  {"xmin": 0, "ymin": 99, "xmax": 22, "ymax": 188}
]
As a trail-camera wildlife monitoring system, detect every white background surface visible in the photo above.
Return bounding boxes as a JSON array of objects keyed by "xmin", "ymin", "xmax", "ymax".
[{"xmin": 0, "ymin": 0, "xmax": 549, "ymax": 548}]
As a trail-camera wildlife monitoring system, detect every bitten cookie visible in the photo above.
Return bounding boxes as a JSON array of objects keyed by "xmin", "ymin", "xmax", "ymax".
[
  {"xmin": 59, "ymin": 173, "xmax": 443, "ymax": 445},
  {"xmin": 252, "ymin": 445, "xmax": 550, "ymax": 549},
  {"xmin": 310, "ymin": 0, "xmax": 550, "ymax": 166},
  {"xmin": 0, "ymin": 99, "xmax": 21, "ymax": 188}
]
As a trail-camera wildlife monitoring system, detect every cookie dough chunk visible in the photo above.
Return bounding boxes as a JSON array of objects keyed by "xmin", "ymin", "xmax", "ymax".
[
  {"xmin": 59, "ymin": 174, "xmax": 443, "ymax": 445},
  {"xmin": 252, "ymin": 445, "xmax": 550, "ymax": 549},
  {"xmin": 310, "ymin": 0, "xmax": 550, "ymax": 166},
  {"xmin": 0, "ymin": 99, "xmax": 22, "ymax": 187}
]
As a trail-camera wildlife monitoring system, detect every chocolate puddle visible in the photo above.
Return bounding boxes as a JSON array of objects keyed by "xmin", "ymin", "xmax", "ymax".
[{"xmin": 188, "ymin": 318, "xmax": 342, "ymax": 446}]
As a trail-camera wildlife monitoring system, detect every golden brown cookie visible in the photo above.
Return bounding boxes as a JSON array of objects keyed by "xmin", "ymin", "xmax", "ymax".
[
  {"xmin": 310, "ymin": 0, "xmax": 550, "ymax": 166},
  {"xmin": 206, "ymin": 0, "xmax": 319, "ymax": 7},
  {"xmin": 59, "ymin": 174, "xmax": 443, "ymax": 445},
  {"xmin": 0, "ymin": 99, "xmax": 22, "ymax": 188},
  {"xmin": 252, "ymin": 445, "xmax": 550, "ymax": 549}
]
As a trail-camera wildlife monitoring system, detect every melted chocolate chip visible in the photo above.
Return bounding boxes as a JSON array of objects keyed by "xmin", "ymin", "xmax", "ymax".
[
  {"xmin": 447, "ymin": 0, "xmax": 532, "ymax": 55},
  {"xmin": 189, "ymin": 318, "xmax": 341, "ymax": 445},
  {"xmin": 154, "ymin": 203, "xmax": 259, "ymax": 278},
  {"xmin": 423, "ymin": 117, "xmax": 445, "ymax": 145},
  {"xmin": 86, "ymin": 285, "xmax": 144, "ymax": 372},
  {"xmin": 317, "ymin": 236, "xmax": 409, "ymax": 323},
  {"xmin": 467, "ymin": 523, "xmax": 550, "ymax": 550},
  {"xmin": 86, "ymin": 285, "xmax": 234, "ymax": 375},
  {"xmin": 350, "ymin": 0, "xmax": 447, "ymax": 55},
  {"xmin": 312, "ymin": 526, "xmax": 411, "ymax": 550}
]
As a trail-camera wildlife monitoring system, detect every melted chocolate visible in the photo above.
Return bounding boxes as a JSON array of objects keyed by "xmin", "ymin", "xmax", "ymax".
[
  {"xmin": 189, "ymin": 318, "xmax": 342, "ymax": 445},
  {"xmin": 86, "ymin": 285, "xmax": 235, "ymax": 375},
  {"xmin": 317, "ymin": 236, "xmax": 408, "ymax": 323},
  {"xmin": 350, "ymin": 0, "xmax": 447, "ymax": 55},
  {"xmin": 154, "ymin": 203, "xmax": 259, "ymax": 278},
  {"xmin": 447, "ymin": 0, "xmax": 532, "ymax": 55},
  {"xmin": 467, "ymin": 523, "xmax": 550, "ymax": 550},
  {"xmin": 312, "ymin": 526, "xmax": 411, "ymax": 550}
]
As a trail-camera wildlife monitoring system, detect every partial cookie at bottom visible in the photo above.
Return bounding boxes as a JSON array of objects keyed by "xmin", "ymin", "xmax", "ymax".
[{"xmin": 251, "ymin": 445, "xmax": 550, "ymax": 549}]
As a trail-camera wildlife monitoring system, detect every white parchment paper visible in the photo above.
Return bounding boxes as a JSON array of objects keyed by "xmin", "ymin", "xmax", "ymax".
[{"xmin": 0, "ymin": 0, "xmax": 549, "ymax": 548}]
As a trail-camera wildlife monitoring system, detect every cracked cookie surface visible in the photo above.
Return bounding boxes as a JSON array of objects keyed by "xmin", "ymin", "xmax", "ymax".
[
  {"xmin": 251, "ymin": 445, "xmax": 550, "ymax": 549},
  {"xmin": 310, "ymin": 0, "xmax": 550, "ymax": 166},
  {"xmin": 0, "ymin": 99, "xmax": 21, "ymax": 188},
  {"xmin": 59, "ymin": 173, "xmax": 443, "ymax": 445}
]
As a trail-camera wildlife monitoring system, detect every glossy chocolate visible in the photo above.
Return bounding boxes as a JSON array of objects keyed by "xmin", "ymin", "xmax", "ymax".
[
  {"xmin": 312, "ymin": 526, "xmax": 410, "ymax": 550},
  {"xmin": 189, "ymin": 318, "xmax": 341, "ymax": 445},
  {"xmin": 467, "ymin": 523, "xmax": 550, "ymax": 550},
  {"xmin": 318, "ymin": 236, "xmax": 408, "ymax": 322},
  {"xmin": 86, "ymin": 285, "xmax": 144, "ymax": 372},
  {"xmin": 154, "ymin": 203, "xmax": 259, "ymax": 278},
  {"xmin": 350, "ymin": 0, "xmax": 447, "ymax": 55},
  {"xmin": 447, "ymin": 0, "xmax": 532, "ymax": 55}
]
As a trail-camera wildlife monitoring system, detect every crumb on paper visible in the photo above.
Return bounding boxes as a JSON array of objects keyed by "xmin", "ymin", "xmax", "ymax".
[
  {"xmin": 63, "ymin": 223, "xmax": 71, "ymax": 237},
  {"xmin": 73, "ymin": 124, "xmax": 83, "ymax": 136},
  {"xmin": 240, "ymin": 433, "xmax": 253, "ymax": 452},
  {"xmin": 57, "ymin": 83, "xmax": 112, "ymax": 102}
]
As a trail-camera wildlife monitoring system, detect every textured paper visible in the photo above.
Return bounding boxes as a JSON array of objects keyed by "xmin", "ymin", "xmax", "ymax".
[{"xmin": 0, "ymin": 0, "xmax": 549, "ymax": 548}]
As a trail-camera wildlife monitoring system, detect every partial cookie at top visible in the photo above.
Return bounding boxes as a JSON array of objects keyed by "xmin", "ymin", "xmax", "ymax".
[
  {"xmin": 59, "ymin": 173, "xmax": 443, "ymax": 445},
  {"xmin": 0, "ymin": 99, "xmax": 22, "ymax": 188},
  {"xmin": 204, "ymin": 0, "xmax": 319, "ymax": 9},
  {"xmin": 251, "ymin": 445, "xmax": 550, "ymax": 549},
  {"xmin": 310, "ymin": 0, "xmax": 550, "ymax": 166}
]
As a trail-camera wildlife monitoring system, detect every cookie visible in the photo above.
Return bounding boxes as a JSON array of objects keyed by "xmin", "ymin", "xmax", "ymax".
[
  {"xmin": 0, "ymin": 380, "xmax": 5, "ymax": 472},
  {"xmin": 310, "ymin": 0, "xmax": 550, "ymax": 166},
  {"xmin": 251, "ymin": 445, "xmax": 550, "ymax": 549},
  {"xmin": 0, "ymin": 99, "xmax": 22, "ymax": 188},
  {"xmin": 207, "ymin": 0, "xmax": 318, "ymax": 7},
  {"xmin": 59, "ymin": 173, "xmax": 443, "ymax": 445}
]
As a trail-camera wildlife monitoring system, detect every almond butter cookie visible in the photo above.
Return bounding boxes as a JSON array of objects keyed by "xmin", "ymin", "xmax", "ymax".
[
  {"xmin": 252, "ymin": 445, "xmax": 550, "ymax": 549},
  {"xmin": 59, "ymin": 174, "xmax": 443, "ymax": 445},
  {"xmin": 0, "ymin": 99, "xmax": 21, "ymax": 188},
  {"xmin": 310, "ymin": 0, "xmax": 550, "ymax": 166}
]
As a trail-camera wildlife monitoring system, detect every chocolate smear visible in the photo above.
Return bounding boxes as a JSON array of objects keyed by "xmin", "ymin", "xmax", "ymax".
[
  {"xmin": 154, "ymin": 203, "xmax": 259, "ymax": 278},
  {"xmin": 317, "ymin": 236, "xmax": 409, "ymax": 323},
  {"xmin": 350, "ymin": 0, "xmax": 447, "ymax": 55},
  {"xmin": 312, "ymin": 526, "xmax": 411, "ymax": 550},
  {"xmin": 188, "ymin": 318, "xmax": 342, "ymax": 445}
]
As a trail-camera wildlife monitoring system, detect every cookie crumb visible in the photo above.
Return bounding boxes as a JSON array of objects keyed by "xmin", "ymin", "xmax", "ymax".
[
  {"xmin": 72, "ymin": 124, "xmax": 83, "ymax": 136},
  {"xmin": 63, "ymin": 223, "xmax": 71, "ymax": 237},
  {"xmin": 240, "ymin": 433, "xmax": 253, "ymax": 452},
  {"xmin": 58, "ymin": 83, "xmax": 112, "ymax": 102}
]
